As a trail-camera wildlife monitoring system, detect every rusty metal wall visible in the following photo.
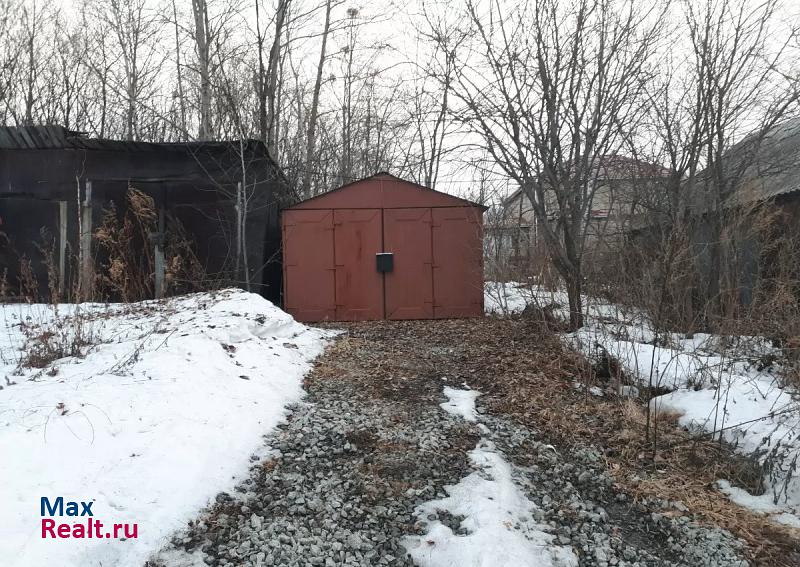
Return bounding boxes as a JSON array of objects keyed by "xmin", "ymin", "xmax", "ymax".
[
  {"xmin": 384, "ymin": 208, "xmax": 434, "ymax": 320},
  {"xmin": 333, "ymin": 209, "xmax": 384, "ymax": 321},
  {"xmin": 432, "ymin": 207, "xmax": 484, "ymax": 318},
  {"xmin": 281, "ymin": 174, "xmax": 485, "ymax": 322},
  {"xmin": 282, "ymin": 209, "xmax": 336, "ymax": 321}
]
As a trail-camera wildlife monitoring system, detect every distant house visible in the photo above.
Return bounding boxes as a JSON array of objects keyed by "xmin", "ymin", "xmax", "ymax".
[
  {"xmin": 485, "ymin": 155, "xmax": 671, "ymax": 271},
  {"xmin": 0, "ymin": 125, "xmax": 292, "ymax": 302}
]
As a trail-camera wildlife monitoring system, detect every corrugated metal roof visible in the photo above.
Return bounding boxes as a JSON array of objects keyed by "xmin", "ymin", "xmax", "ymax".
[
  {"xmin": 0, "ymin": 125, "xmax": 81, "ymax": 149},
  {"xmin": 723, "ymin": 118, "xmax": 800, "ymax": 206},
  {"xmin": 0, "ymin": 125, "xmax": 270, "ymax": 155}
]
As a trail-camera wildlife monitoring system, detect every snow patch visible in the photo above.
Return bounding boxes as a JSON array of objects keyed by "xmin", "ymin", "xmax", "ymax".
[
  {"xmin": 413, "ymin": 386, "xmax": 577, "ymax": 565},
  {"xmin": 573, "ymin": 381, "xmax": 605, "ymax": 397},
  {"xmin": 403, "ymin": 440, "xmax": 577, "ymax": 567},
  {"xmin": 440, "ymin": 387, "xmax": 480, "ymax": 422},
  {"xmin": 0, "ymin": 290, "xmax": 330, "ymax": 567}
]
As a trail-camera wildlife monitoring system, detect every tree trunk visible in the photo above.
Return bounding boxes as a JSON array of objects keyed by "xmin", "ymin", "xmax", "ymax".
[
  {"xmin": 255, "ymin": 0, "xmax": 267, "ymax": 141},
  {"xmin": 265, "ymin": 0, "xmax": 289, "ymax": 157},
  {"xmin": 565, "ymin": 271, "xmax": 584, "ymax": 330},
  {"xmin": 302, "ymin": 0, "xmax": 332, "ymax": 197},
  {"xmin": 172, "ymin": 0, "xmax": 188, "ymax": 138},
  {"xmin": 192, "ymin": 0, "xmax": 212, "ymax": 140}
]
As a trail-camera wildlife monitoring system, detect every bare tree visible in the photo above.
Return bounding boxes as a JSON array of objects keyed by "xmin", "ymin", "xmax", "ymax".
[
  {"xmin": 17, "ymin": 0, "xmax": 54, "ymax": 125},
  {"xmin": 0, "ymin": 0, "xmax": 22, "ymax": 122},
  {"xmin": 405, "ymin": 5, "xmax": 465, "ymax": 189},
  {"xmin": 93, "ymin": 0, "xmax": 165, "ymax": 140},
  {"xmin": 430, "ymin": 0, "xmax": 662, "ymax": 329},
  {"xmin": 621, "ymin": 0, "xmax": 800, "ymax": 330},
  {"xmin": 684, "ymin": 0, "xmax": 799, "ymax": 318},
  {"xmin": 254, "ymin": 0, "xmax": 290, "ymax": 154}
]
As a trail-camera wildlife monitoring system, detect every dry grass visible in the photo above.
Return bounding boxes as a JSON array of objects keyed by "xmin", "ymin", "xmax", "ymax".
[
  {"xmin": 460, "ymin": 317, "xmax": 800, "ymax": 567},
  {"xmin": 94, "ymin": 187, "xmax": 206, "ymax": 302}
]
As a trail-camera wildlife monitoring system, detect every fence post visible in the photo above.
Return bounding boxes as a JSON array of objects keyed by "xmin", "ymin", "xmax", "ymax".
[
  {"xmin": 154, "ymin": 206, "xmax": 165, "ymax": 299},
  {"xmin": 58, "ymin": 200, "xmax": 67, "ymax": 297},
  {"xmin": 79, "ymin": 180, "xmax": 93, "ymax": 300}
]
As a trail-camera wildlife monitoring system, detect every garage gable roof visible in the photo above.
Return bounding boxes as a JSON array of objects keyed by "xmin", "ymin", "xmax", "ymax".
[{"xmin": 288, "ymin": 172, "xmax": 487, "ymax": 210}]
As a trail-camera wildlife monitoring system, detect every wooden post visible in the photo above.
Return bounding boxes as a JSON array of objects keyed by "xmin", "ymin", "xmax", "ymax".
[
  {"xmin": 80, "ymin": 181, "xmax": 93, "ymax": 299},
  {"xmin": 235, "ymin": 181, "xmax": 242, "ymax": 282},
  {"xmin": 58, "ymin": 200, "xmax": 67, "ymax": 297},
  {"xmin": 153, "ymin": 206, "xmax": 165, "ymax": 299}
]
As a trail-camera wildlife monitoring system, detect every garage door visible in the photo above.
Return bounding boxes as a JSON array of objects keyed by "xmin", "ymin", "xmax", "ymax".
[
  {"xmin": 283, "ymin": 204, "xmax": 483, "ymax": 322},
  {"xmin": 334, "ymin": 209, "xmax": 384, "ymax": 321},
  {"xmin": 432, "ymin": 207, "xmax": 484, "ymax": 318},
  {"xmin": 384, "ymin": 208, "xmax": 434, "ymax": 320},
  {"xmin": 282, "ymin": 209, "xmax": 336, "ymax": 322}
]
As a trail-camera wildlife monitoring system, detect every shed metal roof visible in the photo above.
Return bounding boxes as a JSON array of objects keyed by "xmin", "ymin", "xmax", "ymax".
[
  {"xmin": 0, "ymin": 125, "xmax": 270, "ymax": 155},
  {"xmin": 0, "ymin": 125, "xmax": 289, "ymax": 202},
  {"xmin": 722, "ymin": 118, "xmax": 800, "ymax": 206},
  {"xmin": 288, "ymin": 172, "xmax": 488, "ymax": 211}
]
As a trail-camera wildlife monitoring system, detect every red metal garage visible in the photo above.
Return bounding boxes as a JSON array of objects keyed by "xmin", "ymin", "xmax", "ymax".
[{"xmin": 282, "ymin": 173, "xmax": 486, "ymax": 322}]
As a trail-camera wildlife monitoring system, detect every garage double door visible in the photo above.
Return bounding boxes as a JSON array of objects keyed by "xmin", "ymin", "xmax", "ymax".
[{"xmin": 282, "ymin": 207, "xmax": 483, "ymax": 321}]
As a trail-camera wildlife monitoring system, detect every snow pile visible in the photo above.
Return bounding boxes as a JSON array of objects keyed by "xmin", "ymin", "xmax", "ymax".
[
  {"xmin": 0, "ymin": 290, "xmax": 330, "ymax": 567},
  {"xmin": 404, "ymin": 387, "xmax": 577, "ymax": 567},
  {"xmin": 572, "ymin": 328, "xmax": 730, "ymax": 391},
  {"xmin": 485, "ymin": 281, "xmax": 543, "ymax": 315},
  {"xmin": 440, "ymin": 386, "xmax": 480, "ymax": 422},
  {"xmin": 654, "ymin": 376, "xmax": 800, "ymax": 523},
  {"xmin": 485, "ymin": 281, "xmax": 800, "ymax": 526}
]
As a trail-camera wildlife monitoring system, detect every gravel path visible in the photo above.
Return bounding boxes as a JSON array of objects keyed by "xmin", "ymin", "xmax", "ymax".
[{"xmin": 154, "ymin": 321, "xmax": 753, "ymax": 567}]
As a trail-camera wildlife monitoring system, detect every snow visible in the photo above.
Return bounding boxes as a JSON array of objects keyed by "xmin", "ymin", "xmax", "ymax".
[
  {"xmin": 654, "ymin": 376, "xmax": 800, "ymax": 521},
  {"xmin": 572, "ymin": 381, "xmax": 604, "ymax": 397},
  {"xmin": 0, "ymin": 290, "xmax": 330, "ymax": 567},
  {"xmin": 485, "ymin": 281, "xmax": 800, "ymax": 527},
  {"xmin": 715, "ymin": 482, "xmax": 800, "ymax": 527},
  {"xmin": 403, "ymin": 440, "xmax": 578, "ymax": 567},
  {"xmin": 440, "ymin": 386, "xmax": 480, "ymax": 421},
  {"xmin": 485, "ymin": 281, "xmax": 540, "ymax": 315},
  {"xmin": 407, "ymin": 387, "xmax": 577, "ymax": 567}
]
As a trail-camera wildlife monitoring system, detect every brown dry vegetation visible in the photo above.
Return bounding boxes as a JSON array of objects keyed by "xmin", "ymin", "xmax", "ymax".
[
  {"xmin": 94, "ymin": 188, "xmax": 206, "ymax": 302},
  {"xmin": 319, "ymin": 316, "xmax": 800, "ymax": 566},
  {"xmin": 471, "ymin": 318, "xmax": 800, "ymax": 567}
]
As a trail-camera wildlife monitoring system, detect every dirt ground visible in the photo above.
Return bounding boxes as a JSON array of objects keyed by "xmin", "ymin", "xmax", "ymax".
[{"xmin": 318, "ymin": 316, "xmax": 800, "ymax": 567}]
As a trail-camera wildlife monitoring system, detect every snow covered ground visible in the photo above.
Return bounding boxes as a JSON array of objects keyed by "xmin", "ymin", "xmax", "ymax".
[
  {"xmin": 403, "ymin": 387, "xmax": 578, "ymax": 567},
  {"xmin": 485, "ymin": 281, "xmax": 800, "ymax": 527},
  {"xmin": 0, "ymin": 290, "xmax": 330, "ymax": 567}
]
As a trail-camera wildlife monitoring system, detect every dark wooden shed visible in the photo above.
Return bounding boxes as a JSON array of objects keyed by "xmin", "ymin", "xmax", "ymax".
[
  {"xmin": 282, "ymin": 173, "xmax": 486, "ymax": 322},
  {"xmin": 0, "ymin": 125, "xmax": 292, "ymax": 302}
]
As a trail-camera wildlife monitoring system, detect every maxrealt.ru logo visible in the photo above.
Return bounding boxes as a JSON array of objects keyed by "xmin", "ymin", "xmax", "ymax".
[{"xmin": 40, "ymin": 497, "xmax": 138, "ymax": 540}]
